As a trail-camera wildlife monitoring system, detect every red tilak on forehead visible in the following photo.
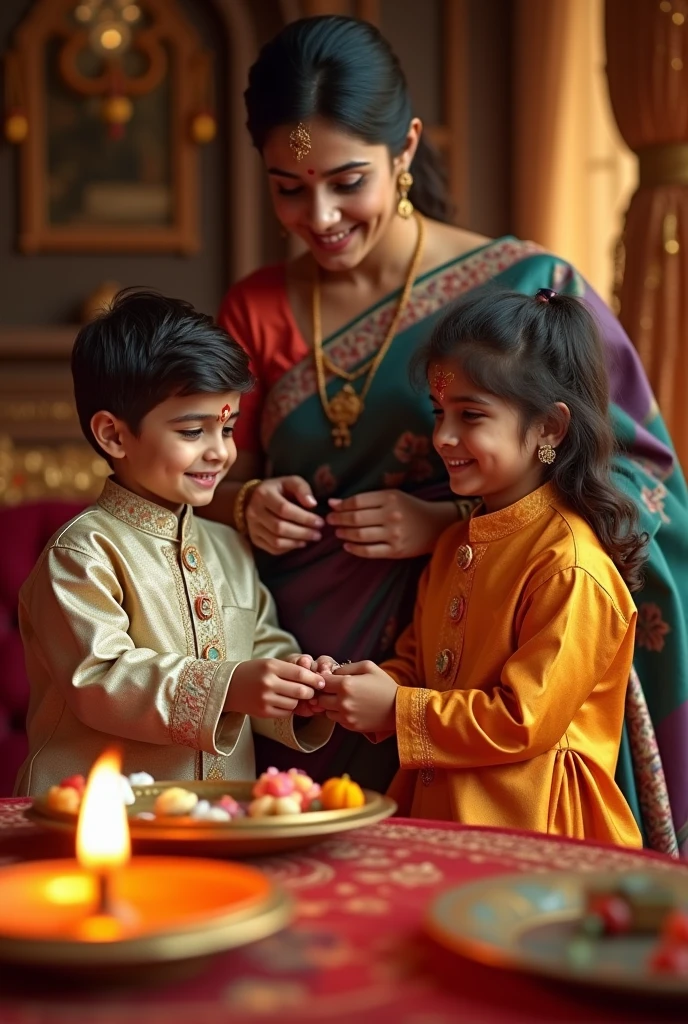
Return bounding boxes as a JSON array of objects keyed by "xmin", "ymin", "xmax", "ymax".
[
  {"xmin": 307, "ymin": 168, "xmax": 315, "ymax": 175},
  {"xmin": 217, "ymin": 404, "xmax": 232, "ymax": 424},
  {"xmin": 430, "ymin": 367, "xmax": 455, "ymax": 403}
]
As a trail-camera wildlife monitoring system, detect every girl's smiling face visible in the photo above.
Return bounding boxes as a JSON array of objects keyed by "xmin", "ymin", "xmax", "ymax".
[
  {"xmin": 430, "ymin": 360, "xmax": 558, "ymax": 512},
  {"xmin": 262, "ymin": 116, "xmax": 418, "ymax": 272}
]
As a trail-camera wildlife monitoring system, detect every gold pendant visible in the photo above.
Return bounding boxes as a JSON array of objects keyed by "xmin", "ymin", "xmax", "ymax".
[{"xmin": 328, "ymin": 384, "xmax": 363, "ymax": 448}]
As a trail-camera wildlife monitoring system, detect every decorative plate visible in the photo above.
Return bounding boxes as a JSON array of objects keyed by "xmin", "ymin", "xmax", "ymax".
[
  {"xmin": 29, "ymin": 780, "xmax": 397, "ymax": 857},
  {"xmin": 426, "ymin": 869, "xmax": 688, "ymax": 997}
]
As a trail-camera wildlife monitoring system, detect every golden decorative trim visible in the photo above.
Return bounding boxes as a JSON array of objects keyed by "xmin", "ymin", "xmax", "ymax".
[
  {"xmin": 98, "ymin": 477, "xmax": 179, "ymax": 538},
  {"xmin": 411, "ymin": 687, "xmax": 434, "ymax": 777},
  {"xmin": 637, "ymin": 143, "xmax": 688, "ymax": 187},
  {"xmin": 0, "ymin": 435, "xmax": 109, "ymax": 505},
  {"xmin": 170, "ymin": 658, "xmax": 218, "ymax": 748}
]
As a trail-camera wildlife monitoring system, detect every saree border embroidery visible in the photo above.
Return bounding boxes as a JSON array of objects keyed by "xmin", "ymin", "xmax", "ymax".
[
  {"xmin": 625, "ymin": 666, "xmax": 678, "ymax": 857},
  {"xmin": 260, "ymin": 238, "xmax": 544, "ymax": 450}
]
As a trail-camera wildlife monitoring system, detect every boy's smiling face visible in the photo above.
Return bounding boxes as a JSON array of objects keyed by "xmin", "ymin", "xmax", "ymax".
[{"xmin": 91, "ymin": 391, "xmax": 241, "ymax": 513}]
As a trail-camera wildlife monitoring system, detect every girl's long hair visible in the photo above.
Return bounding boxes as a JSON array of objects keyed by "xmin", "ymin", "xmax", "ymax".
[
  {"xmin": 416, "ymin": 289, "xmax": 648, "ymax": 590},
  {"xmin": 244, "ymin": 15, "xmax": 453, "ymax": 224}
]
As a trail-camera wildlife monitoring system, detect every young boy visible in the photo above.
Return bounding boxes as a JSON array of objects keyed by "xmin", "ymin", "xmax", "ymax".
[{"xmin": 15, "ymin": 289, "xmax": 332, "ymax": 796}]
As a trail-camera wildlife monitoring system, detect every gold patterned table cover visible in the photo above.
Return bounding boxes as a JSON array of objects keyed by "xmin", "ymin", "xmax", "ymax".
[{"xmin": 0, "ymin": 802, "xmax": 686, "ymax": 1023}]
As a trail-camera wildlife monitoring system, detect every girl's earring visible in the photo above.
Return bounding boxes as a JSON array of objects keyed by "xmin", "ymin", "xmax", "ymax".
[
  {"xmin": 538, "ymin": 444, "xmax": 556, "ymax": 465},
  {"xmin": 397, "ymin": 170, "xmax": 414, "ymax": 218}
]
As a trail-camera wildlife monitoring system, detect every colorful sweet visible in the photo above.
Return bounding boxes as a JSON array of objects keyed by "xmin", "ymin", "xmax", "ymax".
[
  {"xmin": 253, "ymin": 766, "xmax": 298, "ymax": 798},
  {"xmin": 190, "ymin": 800, "xmax": 231, "ymax": 822},
  {"xmin": 247, "ymin": 794, "xmax": 302, "ymax": 817},
  {"xmin": 215, "ymin": 794, "xmax": 243, "ymax": 818},
  {"xmin": 571, "ymin": 873, "xmax": 688, "ymax": 977},
  {"xmin": 60, "ymin": 774, "xmax": 86, "ymax": 795},
  {"xmin": 287, "ymin": 768, "xmax": 322, "ymax": 811},
  {"xmin": 154, "ymin": 786, "xmax": 199, "ymax": 816},
  {"xmin": 320, "ymin": 774, "xmax": 365, "ymax": 810},
  {"xmin": 128, "ymin": 771, "xmax": 155, "ymax": 786},
  {"xmin": 581, "ymin": 875, "xmax": 676, "ymax": 937},
  {"xmin": 45, "ymin": 784, "xmax": 81, "ymax": 814}
]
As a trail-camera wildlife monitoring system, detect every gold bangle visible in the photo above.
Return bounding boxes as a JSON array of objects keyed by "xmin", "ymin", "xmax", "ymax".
[{"xmin": 234, "ymin": 478, "xmax": 262, "ymax": 535}]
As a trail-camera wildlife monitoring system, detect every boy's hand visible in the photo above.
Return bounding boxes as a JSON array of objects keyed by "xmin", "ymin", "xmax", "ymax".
[
  {"xmin": 311, "ymin": 661, "xmax": 398, "ymax": 733},
  {"xmin": 286, "ymin": 654, "xmax": 340, "ymax": 714},
  {"xmin": 226, "ymin": 659, "xmax": 325, "ymax": 719}
]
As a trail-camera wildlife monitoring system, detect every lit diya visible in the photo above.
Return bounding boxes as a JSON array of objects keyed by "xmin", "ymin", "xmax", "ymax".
[{"xmin": 0, "ymin": 750, "xmax": 292, "ymax": 971}]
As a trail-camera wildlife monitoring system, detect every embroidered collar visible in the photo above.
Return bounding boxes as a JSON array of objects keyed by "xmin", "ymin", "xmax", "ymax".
[
  {"xmin": 97, "ymin": 477, "xmax": 194, "ymax": 541},
  {"xmin": 468, "ymin": 482, "xmax": 559, "ymax": 543}
]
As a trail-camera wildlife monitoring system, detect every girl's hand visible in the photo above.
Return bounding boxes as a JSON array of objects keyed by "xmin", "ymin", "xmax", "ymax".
[
  {"xmin": 226, "ymin": 659, "xmax": 325, "ymax": 718},
  {"xmin": 246, "ymin": 476, "xmax": 325, "ymax": 555},
  {"xmin": 326, "ymin": 491, "xmax": 458, "ymax": 559},
  {"xmin": 312, "ymin": 661, "xmax": 398, "ymax": 733}
]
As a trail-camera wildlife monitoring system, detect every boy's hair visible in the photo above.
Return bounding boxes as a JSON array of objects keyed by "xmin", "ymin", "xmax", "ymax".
[
  {"xmin": 415, "ymin": 287, "xmax": 648, "ymax": 591},
  {"xmin": 72, "ymin": 289, "xmax": 253, "ymax": 459}
]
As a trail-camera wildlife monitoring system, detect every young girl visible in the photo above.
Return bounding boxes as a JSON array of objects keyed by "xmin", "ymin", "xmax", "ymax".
[{"xmin": 313, "ymin": 287, "xmax": 646, "ymax": 847}]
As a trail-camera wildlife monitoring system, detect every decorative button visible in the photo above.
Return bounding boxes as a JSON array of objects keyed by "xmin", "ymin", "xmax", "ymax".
[
  {"xmin": 455, "ymin": 543, "xmax": 473, "ymax": 570},
  {"xmin": 449, "ymin": 596, "xmax": 465, "ymax": 623},
  {"xmin": 435, "ymin": 649, "xmax": 453, "ymax": 676},
  {"xmin": 202, "ymin": 643, "xmax": 223, "ymax": 661},
  {"xmin": 420, "ymin": 768, "xmax": 435, "ymax": 787},
  {"xmin": 182, "ymin": 545, "xmax": 200, "ymax": 571},
  {"xmin": 195, "ymin": 594, "xmax": 213, "ymax": 621}
]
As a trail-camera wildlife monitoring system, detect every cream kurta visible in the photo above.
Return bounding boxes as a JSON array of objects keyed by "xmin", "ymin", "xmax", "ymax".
[
  {"xmin": 16, "ymin": 479, "xmax": 332, "ymax": 796},
  {"xmin": 380, "ymin": 483, "xmax": 642, "ymax": 848}
]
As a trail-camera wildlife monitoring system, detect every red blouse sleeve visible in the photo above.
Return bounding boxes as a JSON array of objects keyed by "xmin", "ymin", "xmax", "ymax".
[{"xmin": 217, "ymin": 277, "xmax": 265, "ymax": 456}]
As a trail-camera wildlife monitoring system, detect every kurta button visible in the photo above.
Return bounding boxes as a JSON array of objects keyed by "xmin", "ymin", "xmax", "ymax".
[
  {"xmin": 436, "ymin": 649, "xmax": 453, "ymax": 676},
  {"xmin": 202, "ymin": 643, "xmax": 223, "ymax": 660},
  {"xmin": 195, "ymin": 594, "xmax": 213, "ymax": 620},
  {"xmin": 182, "ymin": 545, "xmax": 200, "ymax": 571},
  {"xmin": 456, "ymin": 543, "xmax": 473, "ymax": 570},
  {"xmin": 449, "ymin": 596, "xmax": 465, "ymax": 623}
]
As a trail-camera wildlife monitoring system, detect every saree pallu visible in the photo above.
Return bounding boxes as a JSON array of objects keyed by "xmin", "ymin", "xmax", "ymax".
[{"xmin": 246, "ymin": 238, "xmax": 688, "ymax": 855}]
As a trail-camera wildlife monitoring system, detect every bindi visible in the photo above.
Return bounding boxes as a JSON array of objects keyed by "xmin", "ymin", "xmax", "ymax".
[
  {"xmin": 307, "ymin": 168, "xmax": 315, "ymax": 175},
  {"xmin": 430, "ymin": 367, "xmax": 455, "ymax": 404},
  {"xmin": 217, "ymin": 404, "xmax": 232, "ymax": 424}
]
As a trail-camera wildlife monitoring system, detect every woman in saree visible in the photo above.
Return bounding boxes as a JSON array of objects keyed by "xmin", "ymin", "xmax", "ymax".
[{"xmin": 211, "ymin": 15, "xmax": 688, "ymax": 855}]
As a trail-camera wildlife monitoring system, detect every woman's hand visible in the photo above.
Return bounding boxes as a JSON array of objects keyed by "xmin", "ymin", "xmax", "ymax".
[
  {"xmin": 246, "ymin": 476, "xmax": 325, "ymax": 555},
  {"xmin": 311, "ymin": 661, "xmax": 398, "ymax": 733},
  {"xmin": 326, "ymin": 490, "xmax": 458, "ymax": 559}
]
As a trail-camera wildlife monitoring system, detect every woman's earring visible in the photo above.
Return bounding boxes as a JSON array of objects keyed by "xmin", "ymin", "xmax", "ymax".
[
  {"xmin": 537, "ymin": 444, "xmax": 556, "ymax": 465},
  {"xmin": 397, "ymin": 170, "xmax": 414, "ymax": 218}
]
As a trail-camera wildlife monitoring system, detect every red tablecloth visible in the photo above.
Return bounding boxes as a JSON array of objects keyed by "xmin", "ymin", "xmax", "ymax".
[{"xmin": 0, "ymin": 799, "xmax": 686, "ymax": 1024}]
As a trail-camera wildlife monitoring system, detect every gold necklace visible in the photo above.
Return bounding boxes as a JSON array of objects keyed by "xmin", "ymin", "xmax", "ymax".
[{"xmin": 312, "ymin": 211, "xmax": 426, "ymax": 447}]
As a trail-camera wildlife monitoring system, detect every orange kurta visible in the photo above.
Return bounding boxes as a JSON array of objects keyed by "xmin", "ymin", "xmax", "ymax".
[{"xmin": 381, "ymin": 482, "xmax": 642, "ymax": 848}]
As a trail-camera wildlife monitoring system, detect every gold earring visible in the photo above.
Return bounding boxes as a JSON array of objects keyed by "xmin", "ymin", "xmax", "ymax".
[
  {"xmin": 397, "ymin": 170, "xmax": 414, "ymax": 218},
  {"xmin": 538, "ymin": 444, "xmax": 556, "ymax": 465}
]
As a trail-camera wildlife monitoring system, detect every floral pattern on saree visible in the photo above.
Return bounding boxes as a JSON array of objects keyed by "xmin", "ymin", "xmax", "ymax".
[{"xmin": 636, "ymin": 603, "xmax": 671, "ymax": 653}]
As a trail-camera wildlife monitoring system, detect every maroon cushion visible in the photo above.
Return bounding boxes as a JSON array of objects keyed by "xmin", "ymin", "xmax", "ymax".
[{"xmin": 0, "ymin": 501, "xmax": 88, "ymax": 795}]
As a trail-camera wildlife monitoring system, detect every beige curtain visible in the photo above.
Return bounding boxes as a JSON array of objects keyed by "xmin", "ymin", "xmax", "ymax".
[
  {"xmin": 605, "ymin": 0, "xmax": 688, "ymax": 467},
  {"xmin": 514, "ymin": 0, "xmax": 637, "ymax": 305}
]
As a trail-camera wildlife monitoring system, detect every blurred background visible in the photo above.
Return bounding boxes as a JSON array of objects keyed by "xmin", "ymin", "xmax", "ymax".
[{"xmin": 0, "ymin": 0, "xmax": 685, "ymax": 502}]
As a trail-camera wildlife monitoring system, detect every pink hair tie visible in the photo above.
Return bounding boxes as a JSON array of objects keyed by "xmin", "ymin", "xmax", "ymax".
[{"xmin": 535, "ymin": 288, "xmax": 557, "ymax": 304}]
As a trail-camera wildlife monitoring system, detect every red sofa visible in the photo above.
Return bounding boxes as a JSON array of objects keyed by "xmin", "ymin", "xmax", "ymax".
[{"xmin": 0, "ymin": 501, "xmax": 87, "ymax": 795}]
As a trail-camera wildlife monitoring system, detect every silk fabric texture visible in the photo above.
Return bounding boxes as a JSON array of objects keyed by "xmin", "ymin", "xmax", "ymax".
[{"xmin": 15, "ymin": 478, "xmax": 332, "ymax": 796}]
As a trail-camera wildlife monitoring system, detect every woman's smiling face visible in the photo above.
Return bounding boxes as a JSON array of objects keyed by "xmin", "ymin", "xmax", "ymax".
[{"xmin": 262, "ymin": 116, "xmax": 414, "ymax": 271}]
